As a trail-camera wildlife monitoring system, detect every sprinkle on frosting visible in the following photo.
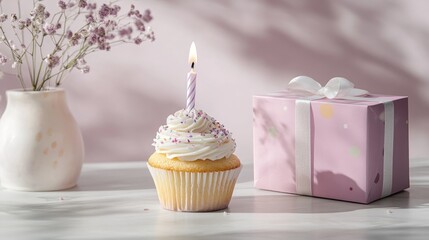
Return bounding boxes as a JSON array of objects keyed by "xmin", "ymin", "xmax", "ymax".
[{"xmin": 153, "ymin": 109, "xmax": 236, "ymax": 161}]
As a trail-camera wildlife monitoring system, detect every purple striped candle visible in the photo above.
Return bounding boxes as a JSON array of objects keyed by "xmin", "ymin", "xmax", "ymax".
[
  {"xmin": 186, "ymin": 42, "xmax": 198, "ymax": 112},
  {"xmin": 186, "ymin": 70, "xmax": 197, "ymax": 111}
]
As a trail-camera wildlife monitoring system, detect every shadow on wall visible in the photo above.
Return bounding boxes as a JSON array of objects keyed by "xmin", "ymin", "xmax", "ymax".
[
  {"xmin": 1, "ymin": 0, "xmax": 428, "ymax": 162},
  {"xmin": 65, "ymin": 74, "xmax": 182, "ymax": 163},
  {"xmin": 168, "ymin": 0, "xmax": 429, "ymax": 153}
]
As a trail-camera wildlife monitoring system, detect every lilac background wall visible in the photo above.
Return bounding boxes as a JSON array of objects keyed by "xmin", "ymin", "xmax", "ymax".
[{"xmin": 1, "ymin": 0, "xmax": 428, "ymax": 163}]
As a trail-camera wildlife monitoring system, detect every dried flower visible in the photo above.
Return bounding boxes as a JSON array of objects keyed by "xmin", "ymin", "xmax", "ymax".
[
  {"xmin": 18, "ymin": 19, "xmax": 31, "ymax": 30},
  {"xmin": 0, "ymin": 54, "xmax": 7, "ymax": 65},
  {"xmin": 85, "ymin": 14, "xmax": 95, "ymax": 24},
  {"xmin": 10, "ymin": 14, "xmax": 18, "ymax": 22},
  {"xmin": 118, "ymin": 27, "xmax": 132, "ymax": 38},
  {"xmin": 134, "ymin": 37, "xmax": 142, "ymax": 45},
  {"xmin": 34, "ymin": 4, "xmax": 46, "ymax": 17},
  {"xmin": 69, "ymin": 32, "xmax": 81, "ymax": 46},
  {"xmin": 0, "ymin": 1, "xmax": 155, "ymax": 90},
  {"xmin": 58, "ymin": 1, "xmax": 67, "ymax": 10},
  {"xmin": 98, "ymin": 4, "xmax": 110, "ymax": 19},
  {"xmin": 45, "ymin": 54, "xmax": 60, "ymax": 68},
  {"xmin": 142, "ymin": 10, "xmax": 153, "ymax": 22},
  {"xmin": 0, "ymin": 14, "xmax": 7, "ymax": 23},
  {"xmin": 128, "ymin": 5, "xmax": 136, "ymax": 17},
  {"xmin": 43, "ymin": 23, "xmax": 57, "ymax": 35},
  {"xmin": 66, "ymin": 30, "xmax": 73, "ymax": 39},
  {"xmin": 87, "ymin": 33, "xmax": 97, "ymax": 45},
  {"xmin": 135, "ymin": 19, "xmax": 145, "ymax": 31},
  {"xmin": 78, "ymin": 0, "xmax": 88, "ymax": 9},
  {"xmin": 87, "ymin": 3, "xmax": 96, "ymax": 10},
  {"xmin": 110, "ymin": 5, "xmax": 121, "ymax": 16}
]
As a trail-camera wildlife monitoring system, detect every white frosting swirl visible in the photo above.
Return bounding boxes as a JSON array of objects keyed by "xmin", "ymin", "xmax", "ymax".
[{"xmin": 153, "ymin": 109, "xmax": 236, "ymax": 161}]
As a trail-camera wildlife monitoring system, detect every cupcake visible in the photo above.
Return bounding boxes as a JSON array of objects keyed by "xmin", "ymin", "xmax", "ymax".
[{"xmin": 147, "ymin": 109, "xmax": 241, "ymax": 212}]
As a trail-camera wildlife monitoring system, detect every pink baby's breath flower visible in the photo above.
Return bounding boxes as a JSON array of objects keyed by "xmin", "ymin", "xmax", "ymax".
[
  {"xmin": 135, "ymin": 19, "xmax": 145, "ymax": 31},
  {"xmin": 10, "ymin": 14, "xmax": 18, "ymax": 22},
  {"xmin": 0, "ymin": 14, "xmax": 7, "ymax": 23},
  {"xmin": 66, "ymin": 30, "xmax": 73, "ymax": 39},
  {"xmin": 35, "ymin": 3, "xmax": 46, "ymax": 15},
  {"xmin": 69, "ymin": 33, "xmax": 81, "ymax": 46},
  {"xmin": 104, "ymin": 20, "xmax": 117, "ymax": 31},
  {"xmin": 87, "ymin": 3, "xmax": 96, "ymax": 11},
  {"xmin": 85, "ymin": 14, "xmax": 95, "ymax": 24},
  {"xmin": 134, "ymin": 37, "xmax": 143, "ymax": 45},
  {"xmin": 87, "ymin": 33, "xmax": 97, "ymax": 45},
  {"xmin": 58, "ymin": 0, "xmax": 67, "ymax": 10},
  {"xmin": 99, "ymin": 4, "xmax": 110, "ymax": 19},
  {"xmin": 45, "ymin": 54, "xmax": 60, "ymax": 68},
  {"xmin": 43, "ymin": 23, "xmax": 57, "ymax": 35},
  {"xmin": 128, "ymin": 5, "xmax": 135, "ymax": 17},
  {"xmin": 17, "ymin": 18, "xmax": 31, "ymax": 30},
  {"xmin": 110, "ymin": 5, "xmax": 121, "ymax": 16},
  {"xmin": 95, "ymin": 27, "xmax": 106, "ymax": 37},
  {"xmin": 142, "ymin": 10, "xmax": 153, "ymax": 22},
  {"xmin": 106, "ymin": 33, "xmax": 115, "ymax": 40},
  {"xmin": 118, "ymin": 27, "xmax": 132, "ymax": 38},
  {"xmin": 98, "ymin": 42, "xmax": 110, "ymax": 51},
  {"xmin": 78, "ymin": 0, "xmax": 88, "ymax": 9},
  {"xmin": 0, "ymin": 54, "xmax": 7, "ymax": 65}
]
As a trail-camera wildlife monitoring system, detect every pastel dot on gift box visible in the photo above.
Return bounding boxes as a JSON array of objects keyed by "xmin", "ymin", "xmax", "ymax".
[
  {"xmin": 349, "ymin": 146, "xmax": 360, "ymax": 157},
  {"xmin": 343, "ymin": 123, "xmax": 348, "ymax": 129},
  {"xmin": 379, "ymin": 111, "xmax": 385, "ymax": 121},
  {"xmin": 267, "ymin": 126, "xmax": 278, "ymax": 138},
  {"xmin": 319, "ymin": 104, "xmax": 333, "ymax": 119}
]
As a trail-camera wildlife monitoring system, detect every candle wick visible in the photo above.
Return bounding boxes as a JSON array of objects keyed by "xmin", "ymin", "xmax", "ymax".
[{"xmin": 191, "ymin": 62, "xmax": 195, "ymax": 69}]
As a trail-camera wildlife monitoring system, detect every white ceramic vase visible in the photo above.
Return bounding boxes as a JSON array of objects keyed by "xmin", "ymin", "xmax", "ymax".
[{"xmin": 0, "ymin": 89, "xmax": 84, "ymax": 191}]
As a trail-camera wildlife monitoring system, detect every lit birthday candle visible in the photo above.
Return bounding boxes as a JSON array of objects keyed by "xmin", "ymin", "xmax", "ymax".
[{"xmin": 186, "ymin": 42, "xmax": 197, "ymax": 112}]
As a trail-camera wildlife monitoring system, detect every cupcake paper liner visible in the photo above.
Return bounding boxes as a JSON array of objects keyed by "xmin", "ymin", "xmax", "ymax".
[{"xmin": 147, "ymin": 163, "xmax": 242, "ymax": 212}]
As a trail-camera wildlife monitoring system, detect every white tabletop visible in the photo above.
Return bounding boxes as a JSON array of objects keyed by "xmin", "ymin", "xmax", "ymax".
[{"xmin": 1, "ymin": 159, "xmax": 428, "ymax": 240}]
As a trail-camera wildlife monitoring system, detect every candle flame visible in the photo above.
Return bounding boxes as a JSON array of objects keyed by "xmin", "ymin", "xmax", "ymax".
[{"xmin": 188, "ymin": 42, "xmax": 197, "ymax": 65}]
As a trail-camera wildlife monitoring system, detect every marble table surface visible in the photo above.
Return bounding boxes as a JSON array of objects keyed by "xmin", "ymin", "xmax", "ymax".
[{"xmin": 0, "ymin": 159, "xmax": 428, "ymax": 240}]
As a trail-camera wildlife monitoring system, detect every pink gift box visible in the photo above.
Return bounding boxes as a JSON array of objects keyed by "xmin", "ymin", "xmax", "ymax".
[{"xmin": 253, "ymin": 92, "xmax": 409, "ymax": 204}]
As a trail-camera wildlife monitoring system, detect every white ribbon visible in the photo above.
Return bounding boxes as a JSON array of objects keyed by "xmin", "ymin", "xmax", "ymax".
[
  {"xmin": 288, "ymin": 76, "xmax": 369, "ymax": 99},
  {"xmin": 288, "ymin": 76, "xmax": 394, "ymax": 198}
]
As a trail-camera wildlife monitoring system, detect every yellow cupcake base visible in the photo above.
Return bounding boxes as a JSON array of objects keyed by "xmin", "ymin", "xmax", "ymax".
[
  {"xmin": 147, "ymin": 163, "xmax": 242, "ymax": 212},
  {"xmin": 148, "ymin": 152, "xmax": 241, "ymax": 172}
]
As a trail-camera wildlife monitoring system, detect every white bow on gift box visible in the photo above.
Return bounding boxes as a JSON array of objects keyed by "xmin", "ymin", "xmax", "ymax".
[
  {"xmin": 285, "ymin": 76, "xmax": 394, "ymax": 198},
  {"xmin": 288, "ymin": 76, "xmax": 368, "ymax": 99}
]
